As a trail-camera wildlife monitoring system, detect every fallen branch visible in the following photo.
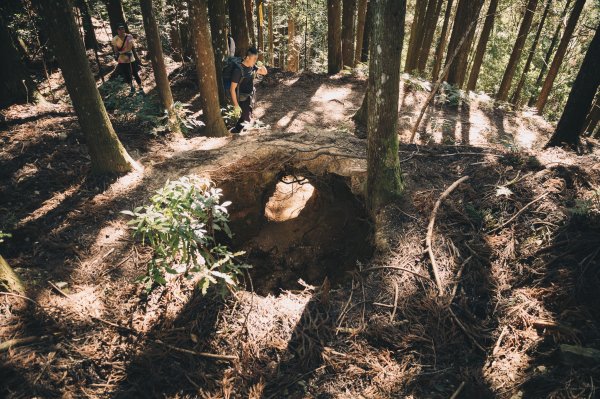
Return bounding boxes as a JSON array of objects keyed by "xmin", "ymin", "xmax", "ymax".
[
  {"xmin": 449, "ymin": 381, "xmax": 466, "ymax": 399},
  {"xmin": 488, "ymin": 192, "xmax": 549, "ymax": 234},
  {"xmin": 426, "ymin": 176, "xmax": 470, "ymax": 295},
  {"xmin": 151, "ymin": 339, "xmax": 238, "ymax": 361},
  {"xmin": 362, "ymin": 265, "xmax": 432, "ymax": 281},
  {"xmin": 449, "ymin": 307, "xmax": 486, "ymax": 352},
  {"xmin": 447, "ymin": 255, "xmax": 473, "ymax": 307},
  {"xmin": 491, "ymin": 325, "xmax": 508, "ymax": 356},
  {"xmin": 390, "ymin": 281, "xmax": 399, "ymax": 322},
  {"xmin": 0, "ymin": 336, "xmax": 45, "ymax": 352}
]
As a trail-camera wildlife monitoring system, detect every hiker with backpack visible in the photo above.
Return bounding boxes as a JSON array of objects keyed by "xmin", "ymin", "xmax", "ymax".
[
  {"xmin": 112, "ymin": 24, "xmax": 143, "ymax": 94},
  {"xmin": 226, "ymin": 47, "xmax": 267, "ymax": 134}
]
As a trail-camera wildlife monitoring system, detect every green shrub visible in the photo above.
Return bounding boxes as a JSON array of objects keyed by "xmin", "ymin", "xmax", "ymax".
[
  {"xmin": 122, "ymin": 176, "xmax": 249, "ymax": 293},
  {"xmin": 0, "ymin": 231, "xmax": 10, "ymax": 244}
]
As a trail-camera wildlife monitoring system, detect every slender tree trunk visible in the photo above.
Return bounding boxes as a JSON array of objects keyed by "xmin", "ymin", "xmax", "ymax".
[
  {"xmin": 465, "ymin": 0, "xmax": 498, "ymax": 92},
  {"xmin": 496, "ymin": 0, "xmax": 539, "ymax": 101},
  {"xmin": 360, "ymin": 0, "xmax": 371, "ymax": 62},
  {"xmin": 444, "ymin": 0, "xmax": 484, "ymax": 87},
  {"xmin": 140, "ymin": 0, "xmax": 180, "ymax": 135},
  {"xmin": 268, "ymin": 2, "xmax": 274, "ymax": 65},
  {"xmin": 354, "ymin": 0, "xmax": 368, "ymax": 66},
  {"xmin": 510, "ymin": 0, "xmax": 551, "ymax": 106},
  {"xmin": 416, "ymin": 0, "xmax": 444, "ymax": 73},
  {"xmin": 76, "ymin": 0, "xmax": 104, "ymax": 82},
  {"xmin": 404, "ymin": 0, "xmax": 428, "ymax": 73},
  {"xmin": 35, "ymin": 0, "xmax": 136, "ymax": 174},
  {"xmin": 245, "ymin": 0, "xmax": 256, "ymax": 45},
  {"xmin": 76, "ymin": 0, "xmax": 97, "ymax": 49},
  {"xmin": 0, "ymin": 14, "xmax": 44, "ymax": 107},
  {"xmin": 367, "ymin": 0, "xmax": 406, "ymax": 213},
  {"xmin": 104, "ymin": 0, "xmax": 128, "ymax": 37},
  {"xmin": 536, "ymin": 0, "xmax": 585, "ymax": 113},
  {"xmin": 341, "ymin": 0, "xmax": 356, "ymax": 67},
  {"xmin": 547, "ymin": 26, "xmax": 599, "ymax": 147},
  {"xmin": 166, "ymin": 0, "xmax": 184, "ymax": 62},
  {"xmin": 229, "ymin": 0, "xmax": 251, "ymax": 56},
  {"xmin": 327, "ymin": 0, "xmax": 343, "ymax": 73},
  {"xmin": 256, "ymin": 0, "xmax": 264, "ymax": 61},
  {"xmin": 189, "ymin": 0, "xmax": 229, "ymax": 137},
  {"xmin": 208, "ymin": 0, "xmax": 229, "ymax": 106},
  {"xmin": 529, "ymin": 0, "xmax": 572, "ymax": 106},
  {"xmin": 286, "ymin": 0, "xmax": 299, "ymax": 72},
  {"xmin": 432, "ymin": 0, "xmax": 455, "ymax": 81}
]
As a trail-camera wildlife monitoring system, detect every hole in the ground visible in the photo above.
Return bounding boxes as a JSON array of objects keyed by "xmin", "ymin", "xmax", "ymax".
[{"xmin": 223, "ymin": 171, "xmax": 373, "ymax": 295}]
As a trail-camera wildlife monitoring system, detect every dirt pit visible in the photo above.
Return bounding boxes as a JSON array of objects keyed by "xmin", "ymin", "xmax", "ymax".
[{"xmin": 223, "ymin": 172, "xmax": 373, "ymax": 295}]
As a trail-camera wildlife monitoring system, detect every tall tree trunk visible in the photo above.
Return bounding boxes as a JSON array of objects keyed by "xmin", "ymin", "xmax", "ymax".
[
  {"xmin": 341, "ymin": 0, "xmax": 356, "ymax": 67},
  {"xmin": 432, "ymin": 0, "xmax": 455, "ymax": 81},
  {"xmin": 208, "ymin": 0, "xmax": 229, "ymax": 106},
  {"xmin": 354, "ymin": 0, "xmax": 368, "ymax": 66},
  {"xmin": 465, "ymin": 0, "xmax": 498, "ymax": 92},
  {"xmin": 360, "ymin": 0, "xmax": 371, "ymax": 62},
  {"xmin": 444, "ymin": 0, "xmax": 484, "ymax": 87},
  {"xmin": 104, "ymin": 0, "xmax": 128, "ymax": 37},
  {"xmin": 76, "ymin": 0, "xmax": 97, "ymax": 49},
  {"xmin": 189, "ymin": 0, "xmax": 229, "ymax": 137},
  {"xmin": 367, "ymin": 0, "xmax": 406, "ymax": 213},
  {"xmin": 0, "ymin": 14, "xmax": 44, "ymax": 107},
  {"xmin": 256, "ymin": 0, "xmax": 264, "ymax": 61},
  {"xmin": 76, "ymin": 0, "xmax": 104, "ymax": 82},
  {"xmin": 546, "ymin": 26, "xmax": 600, "ymax": 148},
  {"xmin": 536, "ymin": 0, "xmax": 585, "ymax": 113},
  {"xmin": 496, "ymin": 0, "xmax": 539, "ymax": 101},
  {"xmin": 529, "ymin": 0, "xmax": 572, "ymax": 106},
  {"xmin": 327, "ymin": 0, "xmax": 343, "ymax": 74},
  {"xmin": 416, "ymin": 0, "xmax": 444, "ymax": 73},
  {"xmin": 404, "ymin": 0, "xmax": 428, "ymax": 73},
  {"xmin": 140, "ymin": 0, "xmax": 180, "ymax": 135},
  {"xmin": 286, "ymin": 0, "xmax": 299, "ymax": 72},
  {"xmin": 245, "ymin": 0, "xmax": 256, "ymax": 45},
  {"xmin": 510, "ymin": 0, "xmax": 551, "ymax": 106},
  {"xmin": 229, "ymin": 0, "xmax": 251, "ymax": 56},
  {"xmin": 166, "ymin": 0, "xmax": 184, "ymax": 62},
  {"xmin": 268, "ymin": 2, "xmax": 274, "ymax": 65},
  {"xmin": 583, "ymin": 93, "xmax": 600, "ymax": 137},
  {"xmin": 35, "ymin": 0, "xmax": 136, "ymax": 174}
]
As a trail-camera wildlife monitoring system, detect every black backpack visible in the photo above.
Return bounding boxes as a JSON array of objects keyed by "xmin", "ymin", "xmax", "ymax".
[{"xmin": 222, "ymin": 56, "xmax": 244, "ymax": 99}]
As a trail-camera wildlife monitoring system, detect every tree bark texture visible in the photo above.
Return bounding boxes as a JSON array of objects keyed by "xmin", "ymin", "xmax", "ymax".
[
  {"xmin": 229, "ymin": 0, "xmax": 251, "ymax": 56},
  {"xmin": 328, "ymin": 0, "xmax": 343, "ymax": 73},
  {"xmin": 432, "ymin": 0, "xmax": 455, "ymax": 81},
  {"xmin": 208, "ymin": 0, "xmax": 229, "ymax": 106},
  {"xmin": 465, "ymin": 0, "xmax": 498, "ymax": 92},
  {"xmin": 341, "ymin": 0, "xmax": 356, "ymax": 67}
]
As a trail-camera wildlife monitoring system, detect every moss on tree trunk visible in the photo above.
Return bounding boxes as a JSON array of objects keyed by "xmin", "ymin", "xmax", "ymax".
[{"xmin": 366, "ymin": 0, "xmax": 406, "ymax": 213}]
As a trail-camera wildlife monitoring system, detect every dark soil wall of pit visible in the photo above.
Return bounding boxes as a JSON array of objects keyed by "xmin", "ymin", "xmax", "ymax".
[{"xmin": 220, "ymin": 171, "xmax": 373, "ymax": 295}]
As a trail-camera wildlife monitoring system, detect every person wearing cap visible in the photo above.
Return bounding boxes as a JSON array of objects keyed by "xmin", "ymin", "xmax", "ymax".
[{"xmin": 112, "ymin": 24, "xmax": 143, "ymax": 94}]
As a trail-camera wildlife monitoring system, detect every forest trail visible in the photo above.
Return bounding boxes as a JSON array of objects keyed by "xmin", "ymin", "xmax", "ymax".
[{"xmin": 2, "ymin": 70, "xmax": 600, "ymax": 398}]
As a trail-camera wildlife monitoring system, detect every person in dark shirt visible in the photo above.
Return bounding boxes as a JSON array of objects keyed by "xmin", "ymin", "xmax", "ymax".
[{"xmin": 230, "ymin": 47, "xmax": 268, "ymax": 133}]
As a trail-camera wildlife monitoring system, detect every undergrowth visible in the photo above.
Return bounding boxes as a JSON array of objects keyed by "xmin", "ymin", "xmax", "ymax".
[{"xmin": 122, "ymin": 176, "xmax": 249, "ymax": 294}]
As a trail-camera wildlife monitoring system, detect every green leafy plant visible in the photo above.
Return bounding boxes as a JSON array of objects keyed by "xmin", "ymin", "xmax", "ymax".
[
  {"xmin": 122, "ymin": 176, "xmax": 249, "ymax": 293},
  {"xmin": 0, "ymin": 231, "xmax": 10, "ymax": 244}
]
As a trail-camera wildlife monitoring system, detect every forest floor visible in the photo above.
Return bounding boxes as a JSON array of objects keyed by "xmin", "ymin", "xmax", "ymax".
[{"xmin": 2, "ymin": 64, "xmax": 600, "ymax": 398}]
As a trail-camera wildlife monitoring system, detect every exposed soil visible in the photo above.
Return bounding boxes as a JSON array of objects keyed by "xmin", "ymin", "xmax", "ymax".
[
  {"xmin": 225, "ymin": 172, "xmax": 373, "ymax": 295},
  {"xmin": 2, "ymin": 62, "xmax": 600, "ymax": 398}
]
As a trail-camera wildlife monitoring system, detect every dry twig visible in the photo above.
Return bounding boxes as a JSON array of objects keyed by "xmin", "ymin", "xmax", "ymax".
[{"xmin": 426, "ymin": 176, "xmax": 470, "ymax": 295}]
